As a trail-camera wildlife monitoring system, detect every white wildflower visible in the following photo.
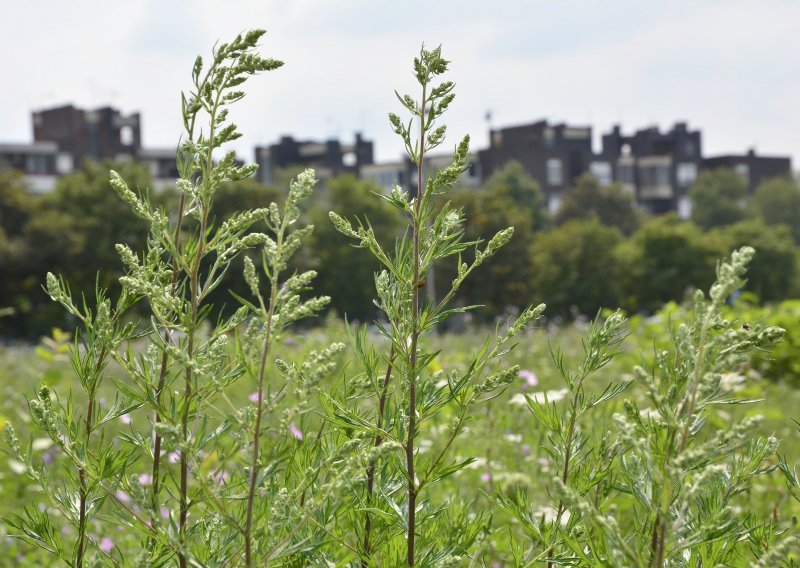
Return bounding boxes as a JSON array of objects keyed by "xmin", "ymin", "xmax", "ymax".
[{"xmin": 719, "ymin": 372, "xmax": 746, "ymax": 392}]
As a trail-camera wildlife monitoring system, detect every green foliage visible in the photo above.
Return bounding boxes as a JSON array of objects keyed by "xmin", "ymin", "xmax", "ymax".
[
  {"xmin": 483, "ymin": 160, "xmax": 548, "ymax": 229},
  {"xmin": 728, "ymin": 299, "xmax": 800, "ymax": 387},
  {"xmin": 304, "ymin": 174, "xmax": 402, "ymax": 320},
  {"xmin": 531, "ymin": 218, "xmax": 623, "ymax": 318},
  {"xmin": 0, "ymin": 161, "xmax": 156, "ymax": 338},
  {"xmin": 329, "ymin": 45, "xmax": 545, "ymax": 565},
  {"xmin": 690, "ymin": 168, "xmax": 751, "ymax": 229},
  {"xmin": 713, "ymin": 219, "xmax": 798, "ymax": 302},
  {"xmin": 498, "ymin": 249, "xmax": 795, "ymax": 566},
  {"xmin": 554, "ymin": 173, "xmax": 640, "ymax": 234},
  {"xmin": 750, "ymin": 176, "xmax": 800, "ymax": 243},
  {"xmin": 618, "ymin": 215, "xmax": 724, "ymax": 313},
  {"xmin": 43, "ymin": 160, "xmax": 153, "ymax": 291},
  {"xmin": 0, "ymin": 173, "xmax": 42, "ymax": 334},
  {"xmin": 446, "ymin": 166, "xmax": 541, "ymax": 316},
  {"xmin": 1, "ymin": 30, "xmax": 348, "ymax": 568}
]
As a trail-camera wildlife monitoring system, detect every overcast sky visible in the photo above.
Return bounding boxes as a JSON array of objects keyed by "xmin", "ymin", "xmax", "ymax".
[{"xmin": 2, "ymin": 0, "xmax": 799, "ymax": 167}]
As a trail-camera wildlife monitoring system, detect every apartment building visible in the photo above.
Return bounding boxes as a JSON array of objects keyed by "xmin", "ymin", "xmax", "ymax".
[
  {"xmin": 254, "ymin": 133, "xmax": 373, "ymax": 185},
  {"xmin": 478, "ymin": 120, "xmax": 594, "ymax": 213}
]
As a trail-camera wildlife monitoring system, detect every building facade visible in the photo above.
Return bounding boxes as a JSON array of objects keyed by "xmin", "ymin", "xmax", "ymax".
[
  {"xmin": 254, "ymin": 133, "xmax": 373, "ymax": 185},
  {"xmin": 478, "ymin": 120, "xmax": 594, "ymax": 213},
  {"xmin": 0, "ymin": 142, "xmax": 73, "ymax": 193},
  {"xmin": 703, "ymin": 150, "xmax": 792, "ymax": 193},
  {"xmin": 596, "ymin": 122, "xmax": 703, "ymax": 217},
  {"xmin": 1, "ymin": 104, "xmax": 794, "ymax": 212},
  {"xmin": 33, "ymin": 105, "xmax": 141, "ymax": 165}
]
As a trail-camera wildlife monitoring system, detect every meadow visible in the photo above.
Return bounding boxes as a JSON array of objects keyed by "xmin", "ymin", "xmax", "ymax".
[{"xmin": 2, "ymin": 306, "xmax": 799, "ymax": 566}]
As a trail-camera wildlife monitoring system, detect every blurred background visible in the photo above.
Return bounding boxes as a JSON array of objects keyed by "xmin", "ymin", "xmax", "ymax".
[{"xmin": 2, "ymin": 0, "xmax": 800, "ymax": 338}]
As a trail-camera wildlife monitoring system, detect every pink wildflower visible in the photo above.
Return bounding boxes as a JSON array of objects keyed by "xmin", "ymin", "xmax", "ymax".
[
  {"xmin": 100, "ymin": 537, "xmax": 113, "ymax": 554},
  {"xmin": 119, "ymin": 414, "xmax": 132, "ymax": 425},
  {"xmin": 289, "ymin": 421, "xmax": 304, "ymax": 441},
  {"xmin": 138, "ymin": 473, "xmax": 152, "ymax": 486},
  {"xmin": 249, "ymin": 392, "xmax": 259, "ymax": 403},
  {"xmin": 518, "ymin": 369, "xmax": 538, "ymax": 390}
]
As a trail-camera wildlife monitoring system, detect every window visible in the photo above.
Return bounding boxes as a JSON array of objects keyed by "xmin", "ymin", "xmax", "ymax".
[
  {"xmin": 26, "ymin": 154, "xmax": 51, "ymax": 174},
  {"xmin": 342, "ymin": 152, "xmax": 357, "ymax": 167},
  {"xmin": 654, "ymin": 165, "xmax": 671, "ymax": 186},
  {"xmin": 639, "ymin": 164, "xmax": 670, "ymax": 188},
  {"xmin": 491, "ymin": 131, "xmax": 503, "ymax": 148},
  {"xmin": 56, "ymin": 153, "xmax": 73, "ymax": 175},
  {"xmin": 546, "ymin": 158, "xmax": 563, "ymax": 185},
  {"xmin": 676, "ymin": 163, "xmax": 697, "ymax": 187},
  {"xmin": 120, "ymin": 125, "xmax": 134, "ymax": 146},
  {"xmin": 548, "ymin": 193, "xmax": 562, "ymax": 215},
  {"xmin": 590, "ymin": 161, "xmax": 612, "ymax": 186},
  {"xmin": 543, "ymin": 128, "xmax": 555, "ymax": 148},
  {"xmin": 618, "ymin": 163, "xmax": 635, "ymax": 185},
  {"xmin": 677, "ymin": 196, "xmax": 692, "ymax": 220},
  {"xmin": 735, "ymin": 163, "xmax": 750, "ymax": 183}
]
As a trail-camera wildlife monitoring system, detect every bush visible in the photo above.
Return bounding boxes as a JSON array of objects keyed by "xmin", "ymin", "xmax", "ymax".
[{"xmin": 530, "ymin": 218, "xmax": 623, "ymax": 318}]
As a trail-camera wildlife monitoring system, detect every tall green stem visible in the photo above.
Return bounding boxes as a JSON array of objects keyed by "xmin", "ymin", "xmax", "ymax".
[
  {"xmin": 362, "ymin": 350, "xmax": 396, "ymax": 566},
  {"xmin": 406, "ymin": 81, "xmax": 427, "ymax": 567},
  {"xmin": 244, "ymin": 251, "xmax": 281, "ymax": 566}
]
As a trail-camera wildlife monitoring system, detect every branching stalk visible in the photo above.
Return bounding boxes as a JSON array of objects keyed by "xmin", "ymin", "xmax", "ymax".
[
  {"xmin": 405, "ymin": 78, "xmax": 428, "ymax": 567},
  {"xmin": 362, "ymin": 349, "xmax": 396, "ymax": 565},
  {"xmin": 244, "ymin": 236, "xmax": 282, "ymax": 567}
]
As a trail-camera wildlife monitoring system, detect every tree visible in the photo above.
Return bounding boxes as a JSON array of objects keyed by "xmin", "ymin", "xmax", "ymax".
[
  {"xmin": 712, "ymin": 219, "xmax": 797, "ymax": 302},
  {"xmin": 482, "ymin": 160, "xmax": 548, "ymax": 231},
  {"xmin": 0, "ymin": 160, "xmax": 154, "ymax": 337},
  {"xmin": 304, "ymin": 174, "xmax": 402, "ymax": 320},
  {"xmin": 37, "ymin": 160, "xmax": 153, "ymax": 295},
  {"xmin": 437, "ymin": 161, "xmax": 546, "ymax": 318},
  {"xmin": 750, "ymin": 176, "xmax": 800, "ymax": 243},
  {"xmin": 530, "ymin": 219, "xmax": 624, "ymax": 318},
  {"xmin": 0, "ymin": 173, "xmax": 44, "ymax": 336},
  {"xmin": 689, "ymin": 168, "xmax": 750, "ymax": 229},
  {"xmin": 554, "ymin": 173, "xmax": 640, "ymax": 234},
  {"xmin": 618, "ymin": 215, "xmax": 725, "ymax": 313}
]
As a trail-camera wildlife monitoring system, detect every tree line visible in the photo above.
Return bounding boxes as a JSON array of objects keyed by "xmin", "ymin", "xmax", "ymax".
[{"xmin": 1, "ymin": 159, "xmax": 798, "ymax": 338}]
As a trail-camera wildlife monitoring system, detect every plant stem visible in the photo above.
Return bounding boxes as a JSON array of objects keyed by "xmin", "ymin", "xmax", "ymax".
[
  {"xmin": 406, "ymin": 82, "xmax": 427, "ymax": 567},
  {"xmin": 547, "ymin": 386, "xmax": 581, "ymax": 568},
  {"xmin": 178, "ymin": 62, "xmax": 228, "ymax": 566},
  {"xmin": 151, "ymin": 193, "xmax": 186, "ymax": 515},
  {"xmin": 650, "ymin": 312, "xmax": 712, "ymax": 567},
  {"xmin": 179, "ymin": 211, "xmax": 208, "ymax": 568},
  {"xmin": 244, "ymin": 221, "xmax": 284, "ymax": 567},
  {"xmin": 76, "ymin": 344, "xmax": 107, "ymax": 568},
  {"xmin": 76, "ymin": 383, "xmax": 97, "ymax": 568},
  {"xmin": 362, "ymin": 350, "xmax": 395, "ymax": 566},
  {"xmin": 244, "ymin": 309, "xmax": 276, "ymax": 566}
]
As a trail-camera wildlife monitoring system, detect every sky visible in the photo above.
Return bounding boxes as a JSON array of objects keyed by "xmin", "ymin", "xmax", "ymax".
[{"xmin": 2, "ymin": 0, "xmax": 799, "ymax": 167}]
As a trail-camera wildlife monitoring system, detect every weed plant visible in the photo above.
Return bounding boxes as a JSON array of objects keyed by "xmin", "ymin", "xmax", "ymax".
[{"xmin": 2, "ymin": 30, "xmax": 799, "ymax": 568}]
